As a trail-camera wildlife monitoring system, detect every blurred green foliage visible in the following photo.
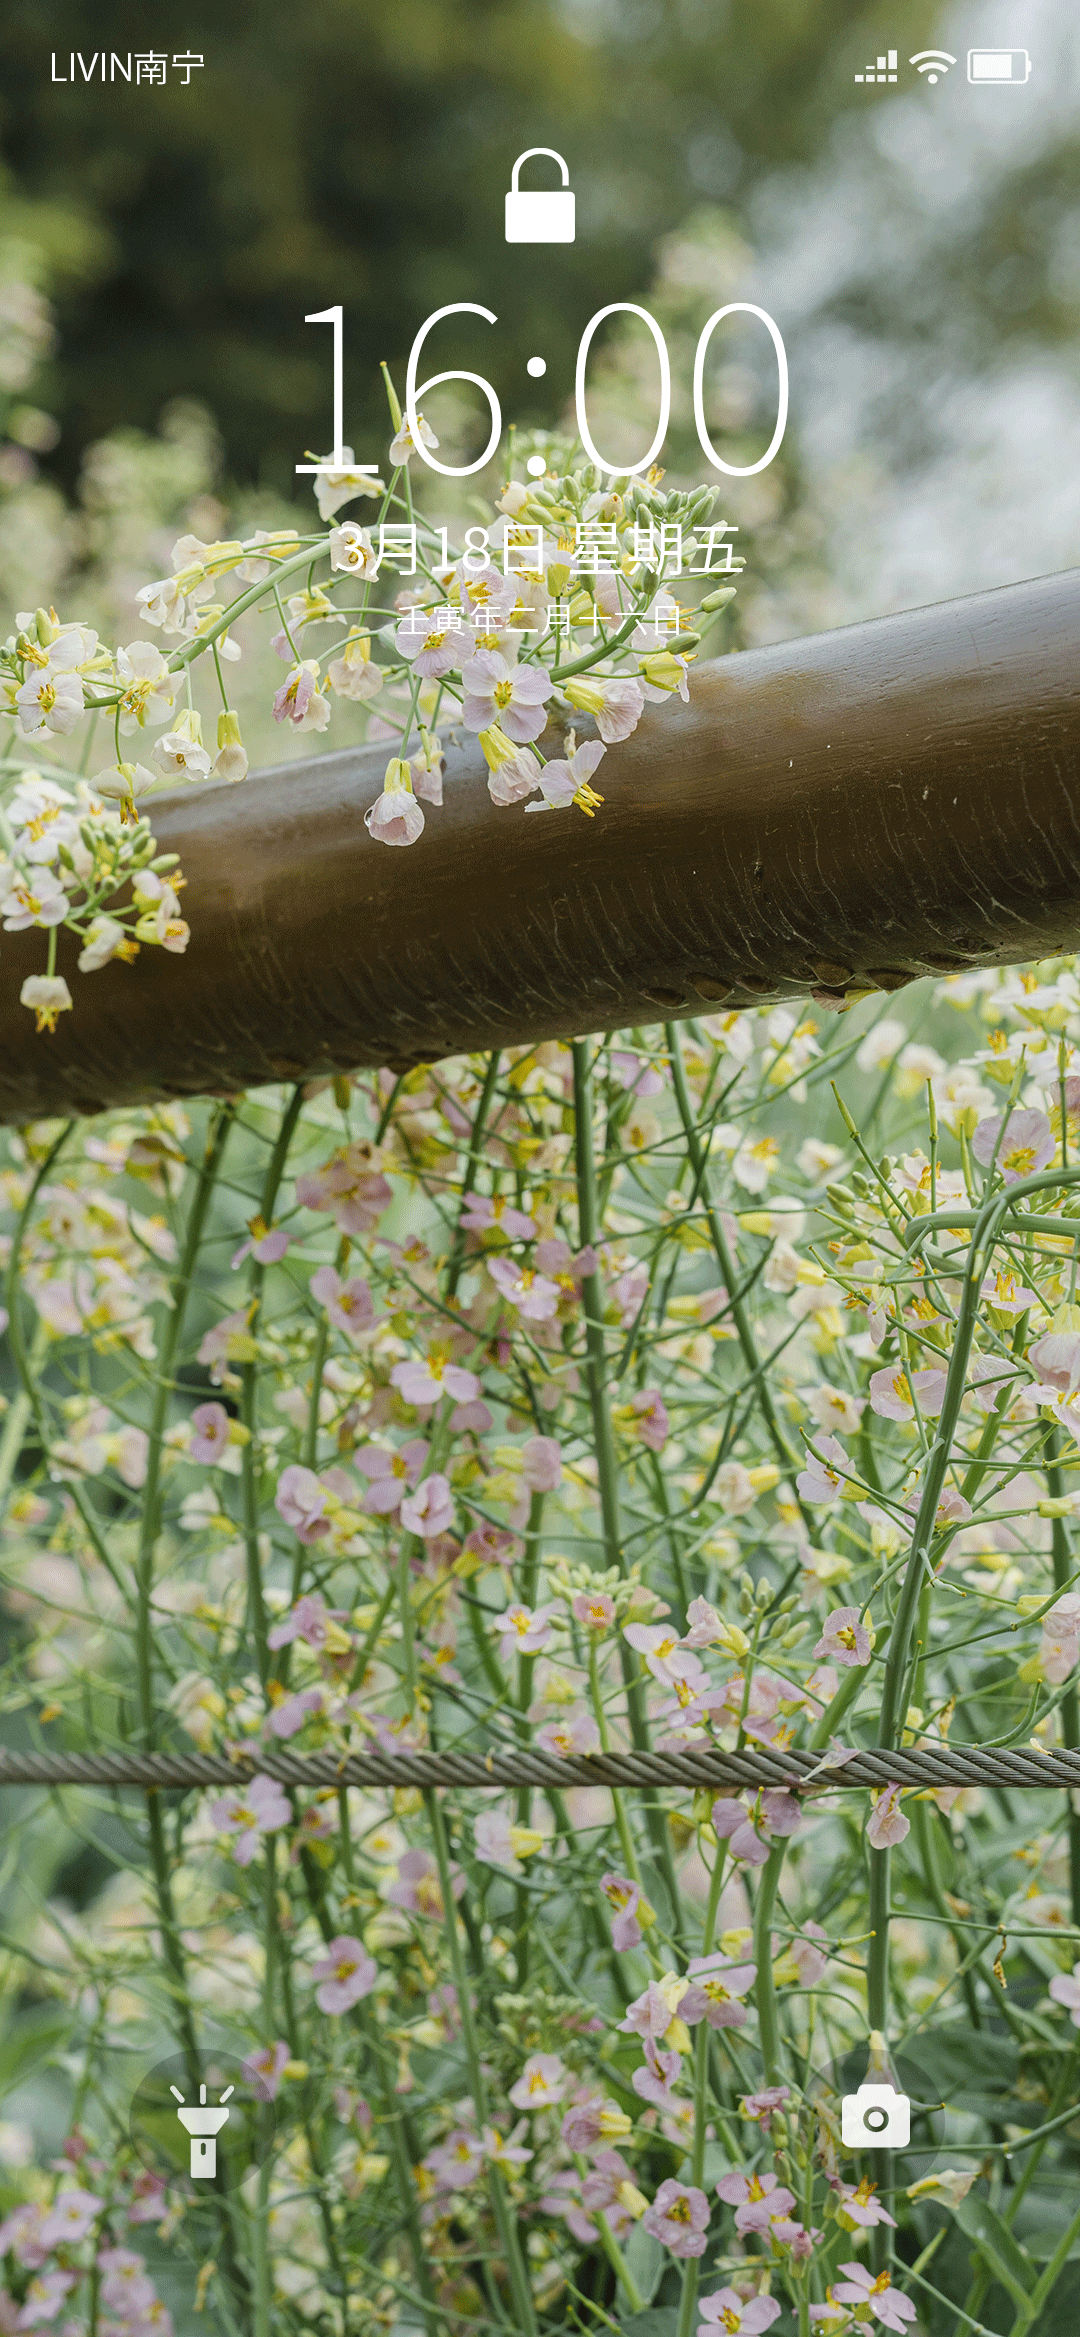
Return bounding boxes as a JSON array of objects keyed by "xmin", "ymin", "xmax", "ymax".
[{"xmin": 2, "ymin": 0, "xmax": 942, "ymax": 492}]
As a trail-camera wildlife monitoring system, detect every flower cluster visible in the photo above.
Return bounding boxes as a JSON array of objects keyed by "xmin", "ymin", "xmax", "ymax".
[
  {"xmin": 5, "ymin": 968, "xmax": 1080, "ymax": 2327},
  {"xmin": 0, "ymin": 379, "xmax": 736, "ymax": 1029}
]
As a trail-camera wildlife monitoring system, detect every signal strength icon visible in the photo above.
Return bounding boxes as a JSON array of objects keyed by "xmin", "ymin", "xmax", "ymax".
[
  {"xmin": 855, "ymin": 48, "xmax": 898, "ymax": 83},
  {"xmin": 910, "ymin": 49, "xmax": 957, "ymax": 82}
]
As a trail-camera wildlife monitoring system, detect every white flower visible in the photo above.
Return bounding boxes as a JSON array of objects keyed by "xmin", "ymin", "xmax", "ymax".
[
  {"xmin": 150, "ymin": 731, "xmax": 213, "ymax": 783},
  {"xmin": 6, "ymin": 778, "xmax": 78, "ymax": 864},
  {"xmin": 78, "ymin": 916, "xmax": 131, "ymax": 973},
  {"xmin": 236, "ymin": 527, "xmax": 300, "ymax": 582},
  {"xmin": 327, "ymin": 631, "xmax": 383, "ymax": 702},
  {"xmin": 365, "ymin": 759, "xmax": 425, "ymax": 848},
  {"xmin": 114, "ymin": 641, "xmax": 177, "ymax": 732},
  {"xmin": 15, "ymin": 662, "xmax": 84, "ymax": 736},
  {"xmin": 1, "ymin": 866, "xmax": 69, "ymax": 930},
  {"xmin": 93, "ymin": 762, "xmax": 158, "ymax": 809},
  {"xmin": 20, "ymin": 974, "xmax": 73, "ymax": 1031},
  {"xmin": 329, "ymin": 522, "xmax": 380, "ymax": 577},
  {"xmin": 856, "ymin": 1018, "xmax": 906, "ymax": 1073},
  {"xmin": 389, "ymin": 414, "xmax": 439, "ymax": 466},
  {"xmin": 312, "ymin": 447, "xmax": 386, "ymax": 522}
]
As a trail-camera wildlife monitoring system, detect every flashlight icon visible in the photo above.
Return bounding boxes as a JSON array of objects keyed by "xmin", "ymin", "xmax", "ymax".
[
  {"xmin": 967, "ymin": 48, "xmax": 1032, "ymax": 83},
  {"xmin": 170, "ymin": 2083, "xmax": 234, "ymax": 2179}
]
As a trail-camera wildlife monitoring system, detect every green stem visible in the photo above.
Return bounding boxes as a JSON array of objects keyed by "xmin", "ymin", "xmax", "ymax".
[
  {"xmin": 754, "ymin": 1841, "xmax": 787, "ymax": 2085},
  {"xmin": 425, "ymin": 1791, "xmax": 539, "ymax": 2337},
  {"xmin": 136, "ymin": 1103, "xmax": 235, "ymax": 1747},
  {"xmin": 1044, "ymin": 1420, "xmax": 1080, "ymax": 1925},
  {"xmin": 571, "ymin": 1039, "xmax": 623, "ymax": 1577},
  {"xmin": 446, "ymin": 1051, "xmax": 501, "ymax": 1297},
  {"xmin": 665, "ymin": 1024, "xmax": 811, "ymax": 1521}
]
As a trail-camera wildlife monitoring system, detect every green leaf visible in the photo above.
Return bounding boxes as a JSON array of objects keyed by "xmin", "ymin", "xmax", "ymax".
[
  {"xmin": 620, "ymin": 2314, "xmax": 679, "ymax": 2337},
  {"xmin": 0, "ymin": 2003, "xmax": 73, "ymax": 2100},
  {"xmin": 954, "ymin": 2190, "xmax": 1036, "ymax": 2312}
]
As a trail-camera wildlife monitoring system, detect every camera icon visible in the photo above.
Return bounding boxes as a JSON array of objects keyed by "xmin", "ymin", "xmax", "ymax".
[{"xmin": 840, "ymin": 2082, "xmax": 910, "ymax": 2149}]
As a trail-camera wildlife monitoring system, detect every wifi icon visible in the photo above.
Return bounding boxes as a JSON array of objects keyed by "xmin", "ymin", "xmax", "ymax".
[{"xmin": 910, "ymin": 48, "xmax": 957, "ymax": 82}]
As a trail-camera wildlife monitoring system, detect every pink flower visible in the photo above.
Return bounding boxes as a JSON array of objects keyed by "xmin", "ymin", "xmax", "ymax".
[
  {"xmin": 629, "ymin": 1388, "xmax": 670, "ymax": 1451},
  {"xmin": 537, "ymin": 1711, "xmax": 601, "ymax": 1756},
  {"xmin": 423, "ymin": 2126, "xmax": 487, "ymax": 2189},
  {"xmin": 1049, "ymin": 1960, "xmax": 1080, "ymax": 2022},
  {"xmin": 522, "ymin": 1434, "xmax": 562, "ymax": 1491},
  {"xmin": 573, "ymin": 1590, "xmax": 616, "ymax": 1632},
  {"xmin": 99, "ymin": 2243, "xmax": 157, "ymax": 2318},
  {"xmin": 242, "ymin": 2041, "xmax": 291, "ymax": 2100},
  {"xmin": 739, "ymin": 2086, "xmax": 790, "ymax": 2132},
  {"xmin": 400, "ymin": 1472, "xmax": 454, "ymax": 1539},
  {"xmin": 450, "ymin": 1397, "xmax": 493, "ymax": 1433},
  {"xmin": 463, "ymin": 1523, "xmax": 518, "ymax": 1568},
  {"xmin": 231, "ymin": 1223, "xmax": 290, "ymax": 1268},
  {"xmin": 525, "ymin": 737, "xmax": 606, "ymax": 811},
  {"xmin": 869, "ymin": 1364, "xmax": 948, "ymax": 1421},
  {"xmin": 698, "ymin": 2289, "xmax": 781, "ymax": 2335},
  {"xmin": 461, "ymin": 649, "xmax": 554, "ymax": 744},
  {"xmin": 189, "ymin": 1402, "xmax": 232, "ymax": 1465},
  {"xmin": 1041, "ymin": 1594, "xmax": 1080, "ymax": 1683},
  {"xmin": 366, "ymin": 767, "xmax": 425, "ymax": 846},
  {"xmin": 833, "ymin": 2177, "xmax": 896, "ymax": 2229},
  {"xmin": 642, "ymin": 2179, "xmax": 711, "ymax": 2258},
  {"xmin": 487, "ymin": 743, "xmax": 545, "ymax": 805},
  {"xmin": 611, "ymin": 1048, "xmax": 664, "ymax": 1096},
  {"xmin": 972, "ymin": 1107, "xmax": 1054, "ymax": 1183},
  {"xmin": 493, "ymin": 1602, "xmax": 556, "ymax": 1657},
  {"xmin": 508, "ymin": 2053, "xmax": 568, "ymax": 2110},
  {"xmin": 787, "ymin": 1923, "xmax": 830, "ymax": 1985},
  {"xmin": 460, "ymin": 1192, "xmax": 535, "ymax": 1240},
  {"xmin": 386, "ymin": 1846, "xmax": 464, "ymax": 1919},
  {"xmin": 126, "ymin": 2170, "xmax": 168, "ymax": 2225},
  {"xmin": 295, "ymin": 1146, "xmax": 392, "ymax": 1234},
  {"xmin": 611, "ymin": 1265, "xmax": 649, "ymax": 1324},
  {"xmin": 273, "ymin": 660, "xmax": 328, "ymax": 730},
  {"xmin": 866, "ymin": 1782, "xmax": 910, "ymax": 1849},
  {"xmin": 310, "ymin": 1265, "xmax": 375, "ymax": 1339},
  {"xmin": 210, "ymin": 1773, "xmax": 291, "ymax": 1864},
  {"xmin": 600, "ymin": 1872, "xmax": 648, "ymax": 1951},
  {"xmin": 796, "ymin": 1433, "xmax": 848, "ymax": 1502},
  {"xmin": 1029, "ymin": 1329, "xmax": 1080, "ymax": 1397},
  {"xmin": 394, "ymin": 606, "xmax": 462, "ymax": 679},
  {"xmin": 16, "ymin": 2267, "xmax": 76, "ymax": 2323},
  {"xmin": 488, "ymin": 1255, "xmax": 560, "ymax": 1319},
  {"xmin": 196, "ymin": 1307, "xmax": 257, "ymax": 1382},
  {"xmin": 0, "ymin": 2203, "xmax": 49, "ymax": 2267},
  {"xmin": 355, "ymin": 1439, "xmax": 429, "ymax": 1513},
  {"xmin": 391, "ymin": 1355, "xmax": 480, "ymax": 1406},
  {"xmin": 831, "ymin": 2263, "xmax": 917, "ymax": 2330},
  {"xmin": 38, "ymin": 2189, "xmax": 104, "ymax": 2248},
  {"xmin": 275, "ymin": 1463, "xmax": 330, "ymax": 1542},
  {"xmin": 680, "ymin": 1953, "xmax": 756, "ymax": 2029},
  {"xmin": 592, "ymin": 677, "xmax": 646, "ymax": 741},
  {"xmin": 717, "ymin": 2169, "xmax": 795, "ymax": 2235},
  {"xmin": 312, "ymin": 1935, "xmax": 377, "ymax": 2014},
  {"xmin": 268, "ymin": 1686, "xmax": 323, "ymax": 1739},
  {"xmin": 813, "ymin": 1607, "xmax": 872, "ymax": 1667},
  {"xmin": 633, "ymin": 2038, "xmax": 683, "ymax": 2110},
  {"xmin": 623, "ymin": 1624, "xmax": 705, "ymax": 1690},
  {"xmin": 267, "ymin": 1593, "xmax": 337, "ymax": 1650},
  {"xmin": 618, "ymin": 1982, "xmax": 679, "ymax": 2041},
  {"xmin": 712, "ymin": 1790, "xmax": 802, "ymax": 1866}
]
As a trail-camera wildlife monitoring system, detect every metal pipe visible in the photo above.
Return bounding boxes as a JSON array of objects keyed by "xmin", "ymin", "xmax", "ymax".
[{"xmin": 2, "ymin": 565, "xmax": 1078, "ymax": 1122}]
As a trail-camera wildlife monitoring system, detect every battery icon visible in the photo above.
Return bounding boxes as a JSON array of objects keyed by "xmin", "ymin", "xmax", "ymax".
[{"xmin": 967, "ymin": 48, "xmax": 1032, "ymax": 82}]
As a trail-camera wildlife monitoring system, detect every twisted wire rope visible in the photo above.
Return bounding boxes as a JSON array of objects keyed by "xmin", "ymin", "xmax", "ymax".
[{"xmin": 1, "ymin": 1743, "xmax": 1079, "ymax": 1792}]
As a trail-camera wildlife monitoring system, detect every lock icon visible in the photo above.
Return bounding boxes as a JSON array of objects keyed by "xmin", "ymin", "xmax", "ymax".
[{"xmin": 504, "ymin": 149, "xmax": 576, "ymax": 244}]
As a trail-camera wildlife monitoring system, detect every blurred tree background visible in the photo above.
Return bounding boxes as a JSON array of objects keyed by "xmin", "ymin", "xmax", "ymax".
[{"xmin": 0, "ymin": 0, "xmax": 1076, "ymax": 679}]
